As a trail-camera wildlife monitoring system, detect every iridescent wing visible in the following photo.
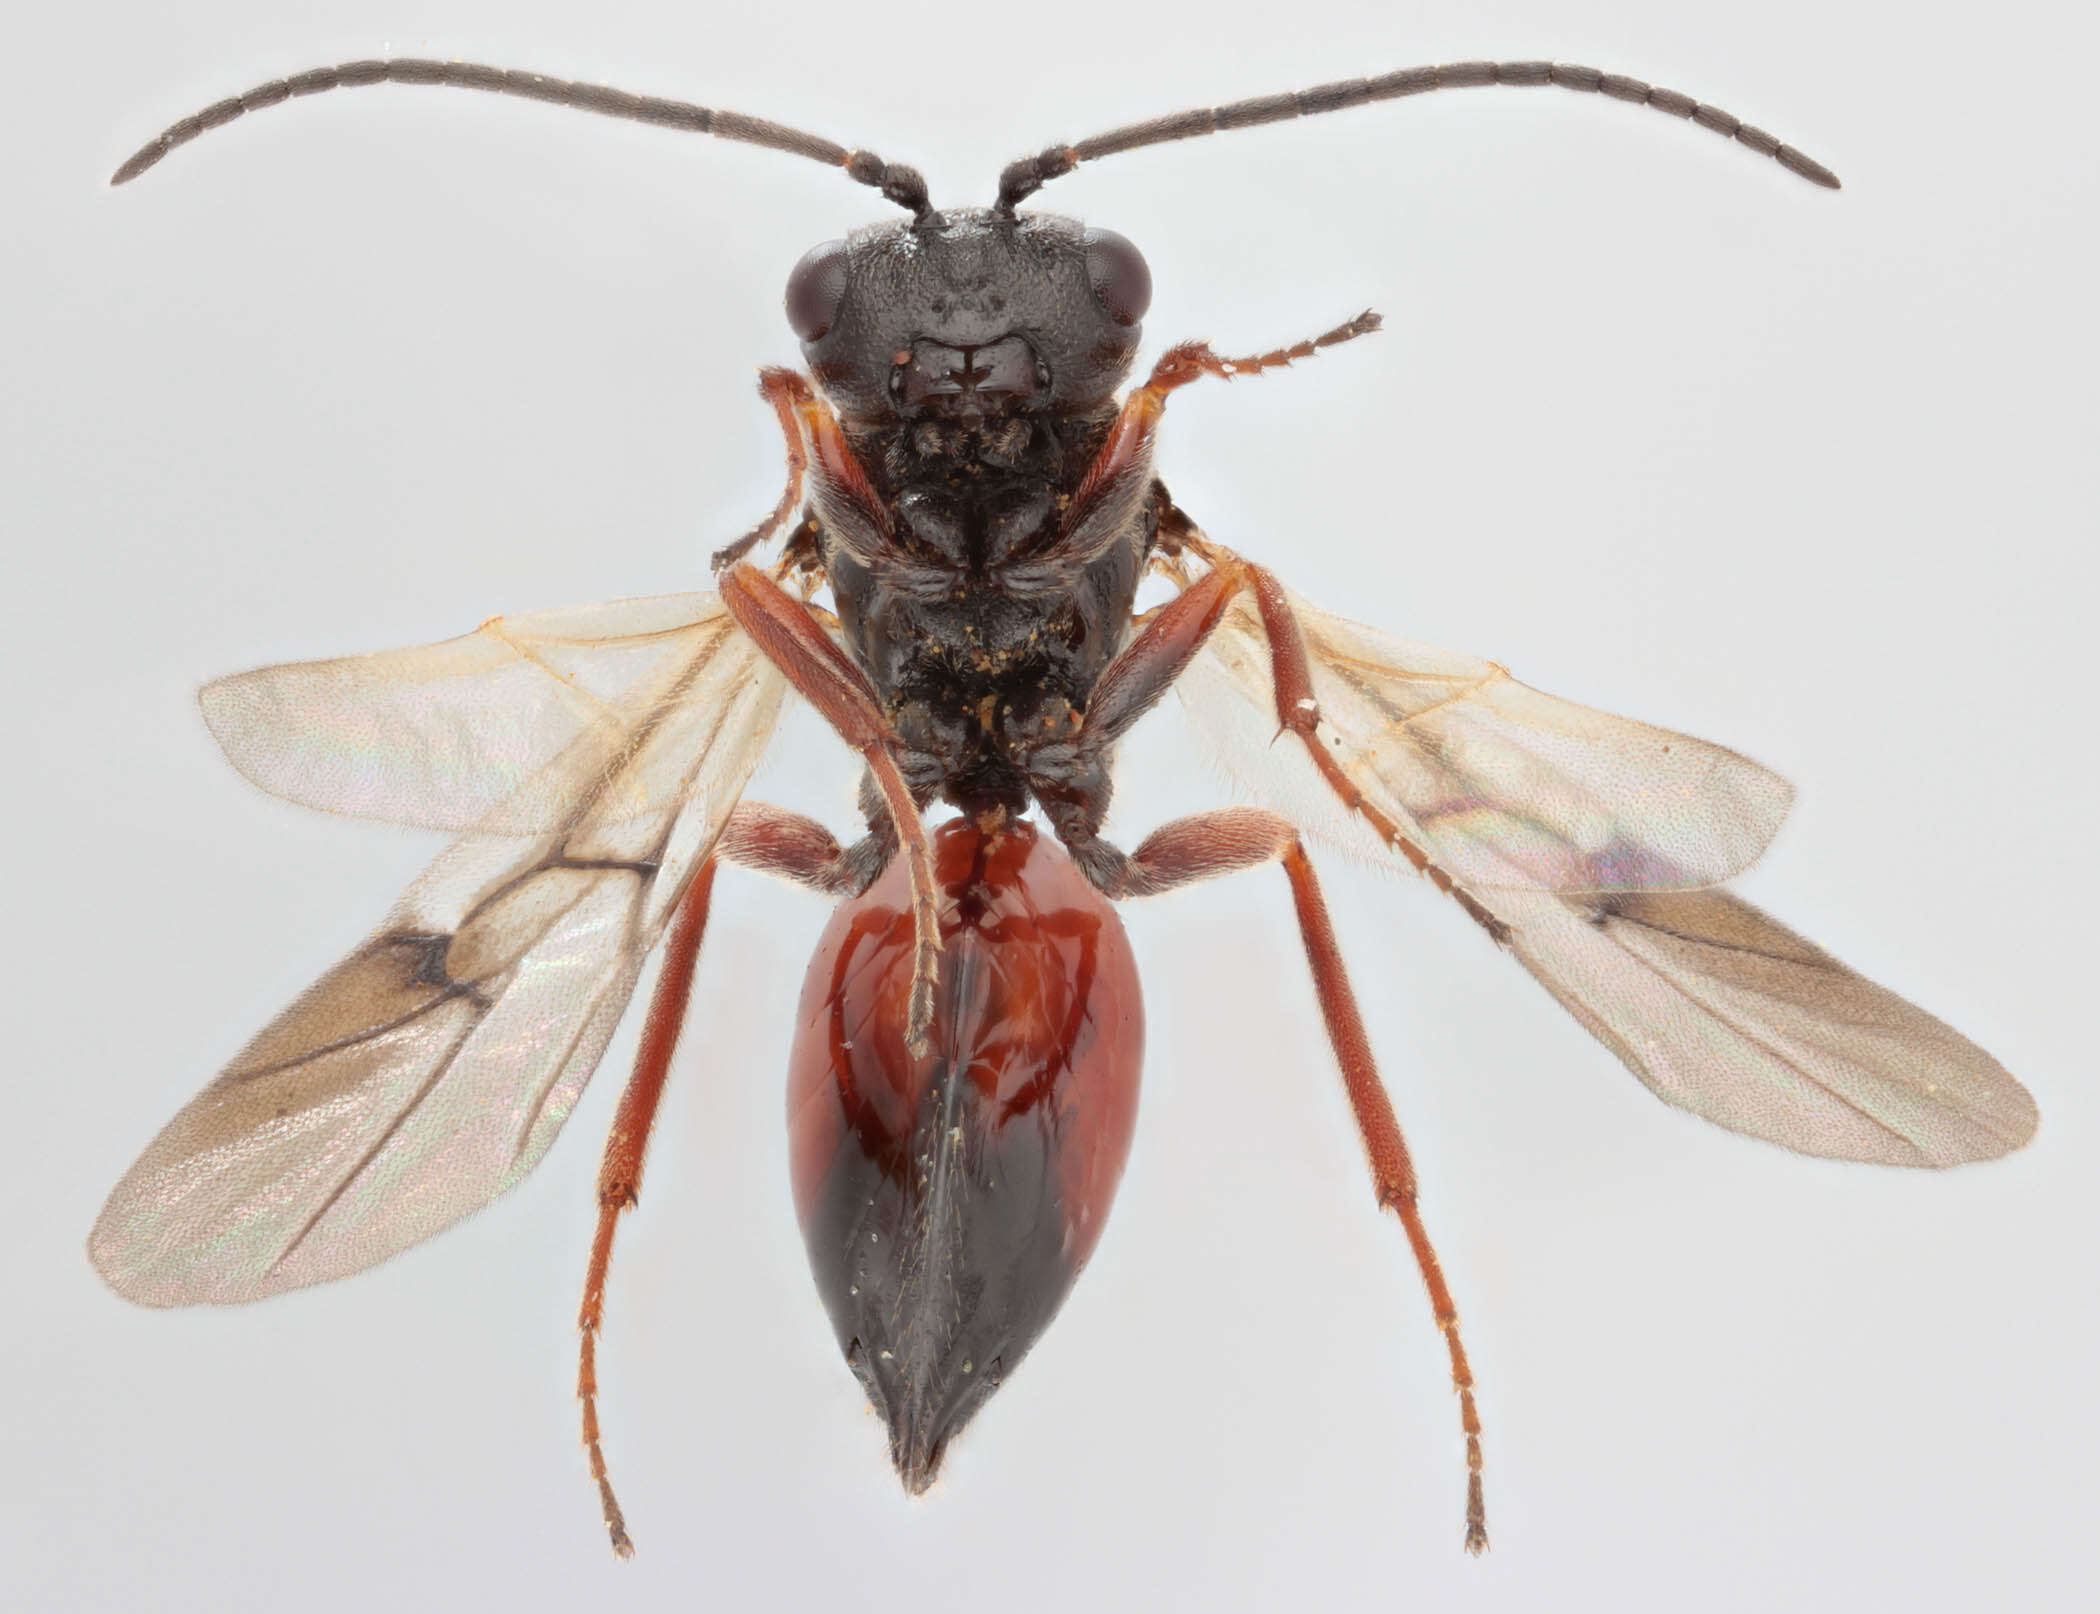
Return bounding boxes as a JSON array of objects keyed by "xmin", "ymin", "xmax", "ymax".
[
  {"xmin": 198, "ymin": 592, "xmax": 762, "ymax": 833},
  {"xmin": 1178, "ymin": 581, "xmax": 1794, "ymax": 893},
  {"xmin": 1176, "ymin": 570, "xmax": 2036, "ymax": 1166},
  {"xmin": 90, "ymin": 593, "xmax": 787, "ymax": 1304}
]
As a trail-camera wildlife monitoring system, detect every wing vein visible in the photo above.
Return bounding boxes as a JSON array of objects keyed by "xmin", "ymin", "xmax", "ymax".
[
  {"xmin": 93, "ymin": 590, "xmax": 793, "ymax": 1304},
  {"xmin": 226, "ymin": 988, "xmax": 472, "ymax": 1085},
  {"xmin": 510, "ymin": 879, "xmax": 656, "ymax": 1160},
  {"xmin": 1613, "ymin": 927, "xmax": 1916, "ymax": 1147},
  {"xmin": 545, "ymin": 620, "xmax": 738, "ymax": 846},
  {"xmin": 481, "ymin": 618, "xmax": 629, "ymax": 731},
  {"xmin": 1324, "ymin": 655, "xmax": 1507, "ymax": 731},
  {"xmin": 265, "ymin": 1011, "xmax": 485, "ymax": 1275}
]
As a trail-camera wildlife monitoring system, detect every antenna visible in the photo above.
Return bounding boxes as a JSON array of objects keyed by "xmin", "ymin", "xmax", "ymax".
[
  {"xmin": 110, "ymin": 58, "xmax": 939, "ymax": 224},
  {"xmin": 996, "ymin": 60, "xmax": 1840, "ymax": 211}
]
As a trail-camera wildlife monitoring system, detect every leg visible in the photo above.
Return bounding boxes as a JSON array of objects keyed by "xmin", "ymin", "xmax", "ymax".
[
  {"xmin": 574, "ymin": 801, "xmax": 903, "ymax": 1558},
  {"xmin": 1052, "ymin": 313, "xmax": 1383, "ymax": 564},
  {"xmin": 1034, "ymin": 315, "xmax": 1382, "ymax": 575},
  {"xmin": 1040, "ymin": 533, "xmax": 1508, "ymax": 945},
  {"xmin": 1101, "ymin": 806, "xmax": 1488, "ymax": 1554},
  {"xmin": 710, "ymin": 368, "xmax": 815, "ymax": 572},
  {"xmin": 1192, "ymin": 537, "xmax": 1510, "ymax": 942},
  {"xmin": 717, "ymin": 562, "xmax": 943, "ymax": 1051},
  {"xmin": 577, "ymin": 858, "xmax": 719, "ymax": 1559},
  {"xmin": 714, "ymin": 366, "xmax": 899, "ymax": 570},
  {"xmin": 717, "ymin": 798, "xmax": 893, "ymax": 897},
  {"xmin": 1086, "ymin": 311, "xmax": 1384, "ymax": 509}
]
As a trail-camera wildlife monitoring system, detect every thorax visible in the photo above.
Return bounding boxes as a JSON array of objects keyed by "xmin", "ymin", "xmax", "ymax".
[{"xmin": 816, "ymin": 403, "xmax": 1153, "ymax": 810}]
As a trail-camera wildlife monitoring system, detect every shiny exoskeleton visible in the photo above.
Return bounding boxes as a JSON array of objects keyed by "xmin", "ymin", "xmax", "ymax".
[
  {"xmin": 787, "ymin": 209, "xmax": 1159, "ymax": 842},
  {"xmin": 105, "ymin": 52, "xmax": 1864, "ymax": 1554},
  {"xmin": 787, "ymin": 817, "xmax": 1142, "ymax": 1488},
  {"xmin": 776, "ymin": 208, "xmax": 1167, "ymax": 1483}
]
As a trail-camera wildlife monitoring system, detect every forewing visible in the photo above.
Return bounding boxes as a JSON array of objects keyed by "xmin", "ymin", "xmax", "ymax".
[
  {"xmin": 1496, "ymin": 887, "xmax": 2036, "ymax": 1164},
  {"xmin": 1177, "ymin": 584, "xmax": 1792, "ymax": 892},
  {"xmin": 91, "ymin": 600, "xmax": 786, "ymax": 1304},
  {"xmin": 200, "ymin": 593, "xmax": 752, "ymax": 833},
  {"xmin": 1178, "ymin": 573, "xmax": 2035, "ymax": 1165}
]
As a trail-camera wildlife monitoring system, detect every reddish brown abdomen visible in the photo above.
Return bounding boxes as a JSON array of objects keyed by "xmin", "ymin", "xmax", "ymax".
[{"xmin": 786, "ymin": 817, "xmax": 1142, "ymax": 1490}]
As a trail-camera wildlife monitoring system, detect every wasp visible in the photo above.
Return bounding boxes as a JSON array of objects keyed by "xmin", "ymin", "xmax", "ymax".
[{"xmin": 89, "ymin": 58, "xmax": 2036, "ymax": 1557}]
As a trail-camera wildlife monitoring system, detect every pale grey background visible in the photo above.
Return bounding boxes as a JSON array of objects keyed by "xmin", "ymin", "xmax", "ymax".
[{"xmin": 6, "ymin": 1, "xmax": 2095, "ymax": 1609}]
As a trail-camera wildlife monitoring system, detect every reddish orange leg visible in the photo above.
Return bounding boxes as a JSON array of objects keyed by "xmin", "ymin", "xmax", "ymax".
[
  {"xmin": 1064, "ymin": 536, "xmax": 1494, "ymax": 930},
  {"xmin": 578, "ymin": 859, "xmax": 719, "ymax": 1559},
  {"xmin": 1153, "ymin": 308, "xmax": 1384, "ymax": 384},
  {"xmin": 714, "ymin": 367, "xmax": 896, "ymax": 573},
  {"xmin": 1280, "ymin": 840, "xmax": 1487, "ymax": 1555},
  {"xmin": 1080, "ymin": 548, "xmax": 1259, "ymax": 751},
  {"xmin": 1058, "ymin": 313, "xmax": 1383, "ymax": 558},
  {"xmin": 1138, "ymin": 533, "xmax": 1511, "ymax": 947},
  {"xmin": 717, "ymin": 562, "xmax": 941, "ymax": 1051},
  {"xmin": 710, "ymin": 369, "xmax": 818, "ymax": 571},
  {"xmin": 574, "ymin": 804, "xmax": 892, "ymax": 1558},
  {"xmin": 1113, "ymin": 807, "xmax": 1488, "ymax": 1554}
]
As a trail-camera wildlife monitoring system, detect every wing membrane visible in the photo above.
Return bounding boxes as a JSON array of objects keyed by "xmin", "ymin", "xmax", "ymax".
[
  {"xmin": 200, "ymin": 593, "xmax": 753, "ymax": 833},
  {"xmin": 1498, "ymin": 887, "xmax": 2036, "ymax": 1165},
  {"xmin": 1177, "ymin": 567, "xmax": 2035, "ymax": 1165},
  {"xmin": 1179, "ymin": 584, "xmax": 1792, "ymax": 892},
  {"xmin": 91, "ymin": 594, "xmax": 786, "ymax": 1304}
]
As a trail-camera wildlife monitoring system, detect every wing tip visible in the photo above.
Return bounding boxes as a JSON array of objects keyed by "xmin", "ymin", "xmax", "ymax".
[
  {"xmin": 86, "ymin": 1225, "xmax": 188, "ymax": 1309},
  {"xmin": 1970, "ymin": 1079, "xmax": 2041, "ymax": 1162},
  {"xmin": 195, "ymin": 672, "xmax": 264, "ymax": 772}
]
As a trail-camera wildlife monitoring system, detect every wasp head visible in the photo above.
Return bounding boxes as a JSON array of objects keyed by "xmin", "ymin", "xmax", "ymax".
[{"xmin": 785, "ymin": 209, "xmax": 1150, "ymax": 426}]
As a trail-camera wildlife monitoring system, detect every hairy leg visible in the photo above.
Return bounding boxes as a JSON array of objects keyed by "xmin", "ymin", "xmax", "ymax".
[
  {"xmin": 577, "ymin": 859, "xmax": 719, "ymax": 1558},
  {"xmin": 1036, "ymin": 535, "xmax": 1507, "ymax": 945},
  {"xmin": 710, "ymin": 368, "xmax": 818, "ymax": 571},
  {"xmin": 717, "ymin": 562, "xmax": 942, "ymax": 1051},
  {"xmin": 1093, "ymin": 806, "xmax": 1488, "ymax": 1553},
  {"xmin": 1045, "ymin": 313, "xmax": 1382, "ymax": 568},
  {"xmin": 574, "ymin": 797, "xmax": 923, "ymax": 1557}
]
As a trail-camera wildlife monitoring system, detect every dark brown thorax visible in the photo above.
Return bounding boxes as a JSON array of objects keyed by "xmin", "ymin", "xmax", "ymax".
[{"xmin": 786, "ymin": 210, "xmax": 1161, "ymax": 816}]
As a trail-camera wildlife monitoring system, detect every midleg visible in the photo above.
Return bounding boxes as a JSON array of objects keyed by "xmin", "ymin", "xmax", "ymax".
[
  {"xmin": 1044, "ymin": 534, "xmax": 1507, "ymax": 945},
  {"xmin": 1098, "ymin": 806, "xmax": 1488, "ymax": 1554},
  {"xmin": 1193, "ymin": 536, "xmax": 1509, "ymax": 942}
]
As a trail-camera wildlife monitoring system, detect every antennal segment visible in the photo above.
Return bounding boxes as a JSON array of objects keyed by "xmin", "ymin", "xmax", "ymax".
[
  {"xmin": 110, "ymin": 58, "xmax": 936, "ymax": 221},
  {"xmin": 996, "ymin": 59, "xmax": 1839, "ymax": 211}
]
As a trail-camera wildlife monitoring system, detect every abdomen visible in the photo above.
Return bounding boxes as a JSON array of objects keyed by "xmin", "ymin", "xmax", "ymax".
[{"xmin": 786, "ymin": 815, "xmax": 1143, "ymax": 1489}]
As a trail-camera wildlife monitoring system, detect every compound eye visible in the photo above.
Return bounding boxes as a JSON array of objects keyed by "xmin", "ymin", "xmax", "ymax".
[
  {"xmin": 1082, "ymin": 228, "xmax": 1151, "ymax": 327},
  {"xmin": 785, "ymin": 238, "xmax": 850, "ymax": 343}
]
